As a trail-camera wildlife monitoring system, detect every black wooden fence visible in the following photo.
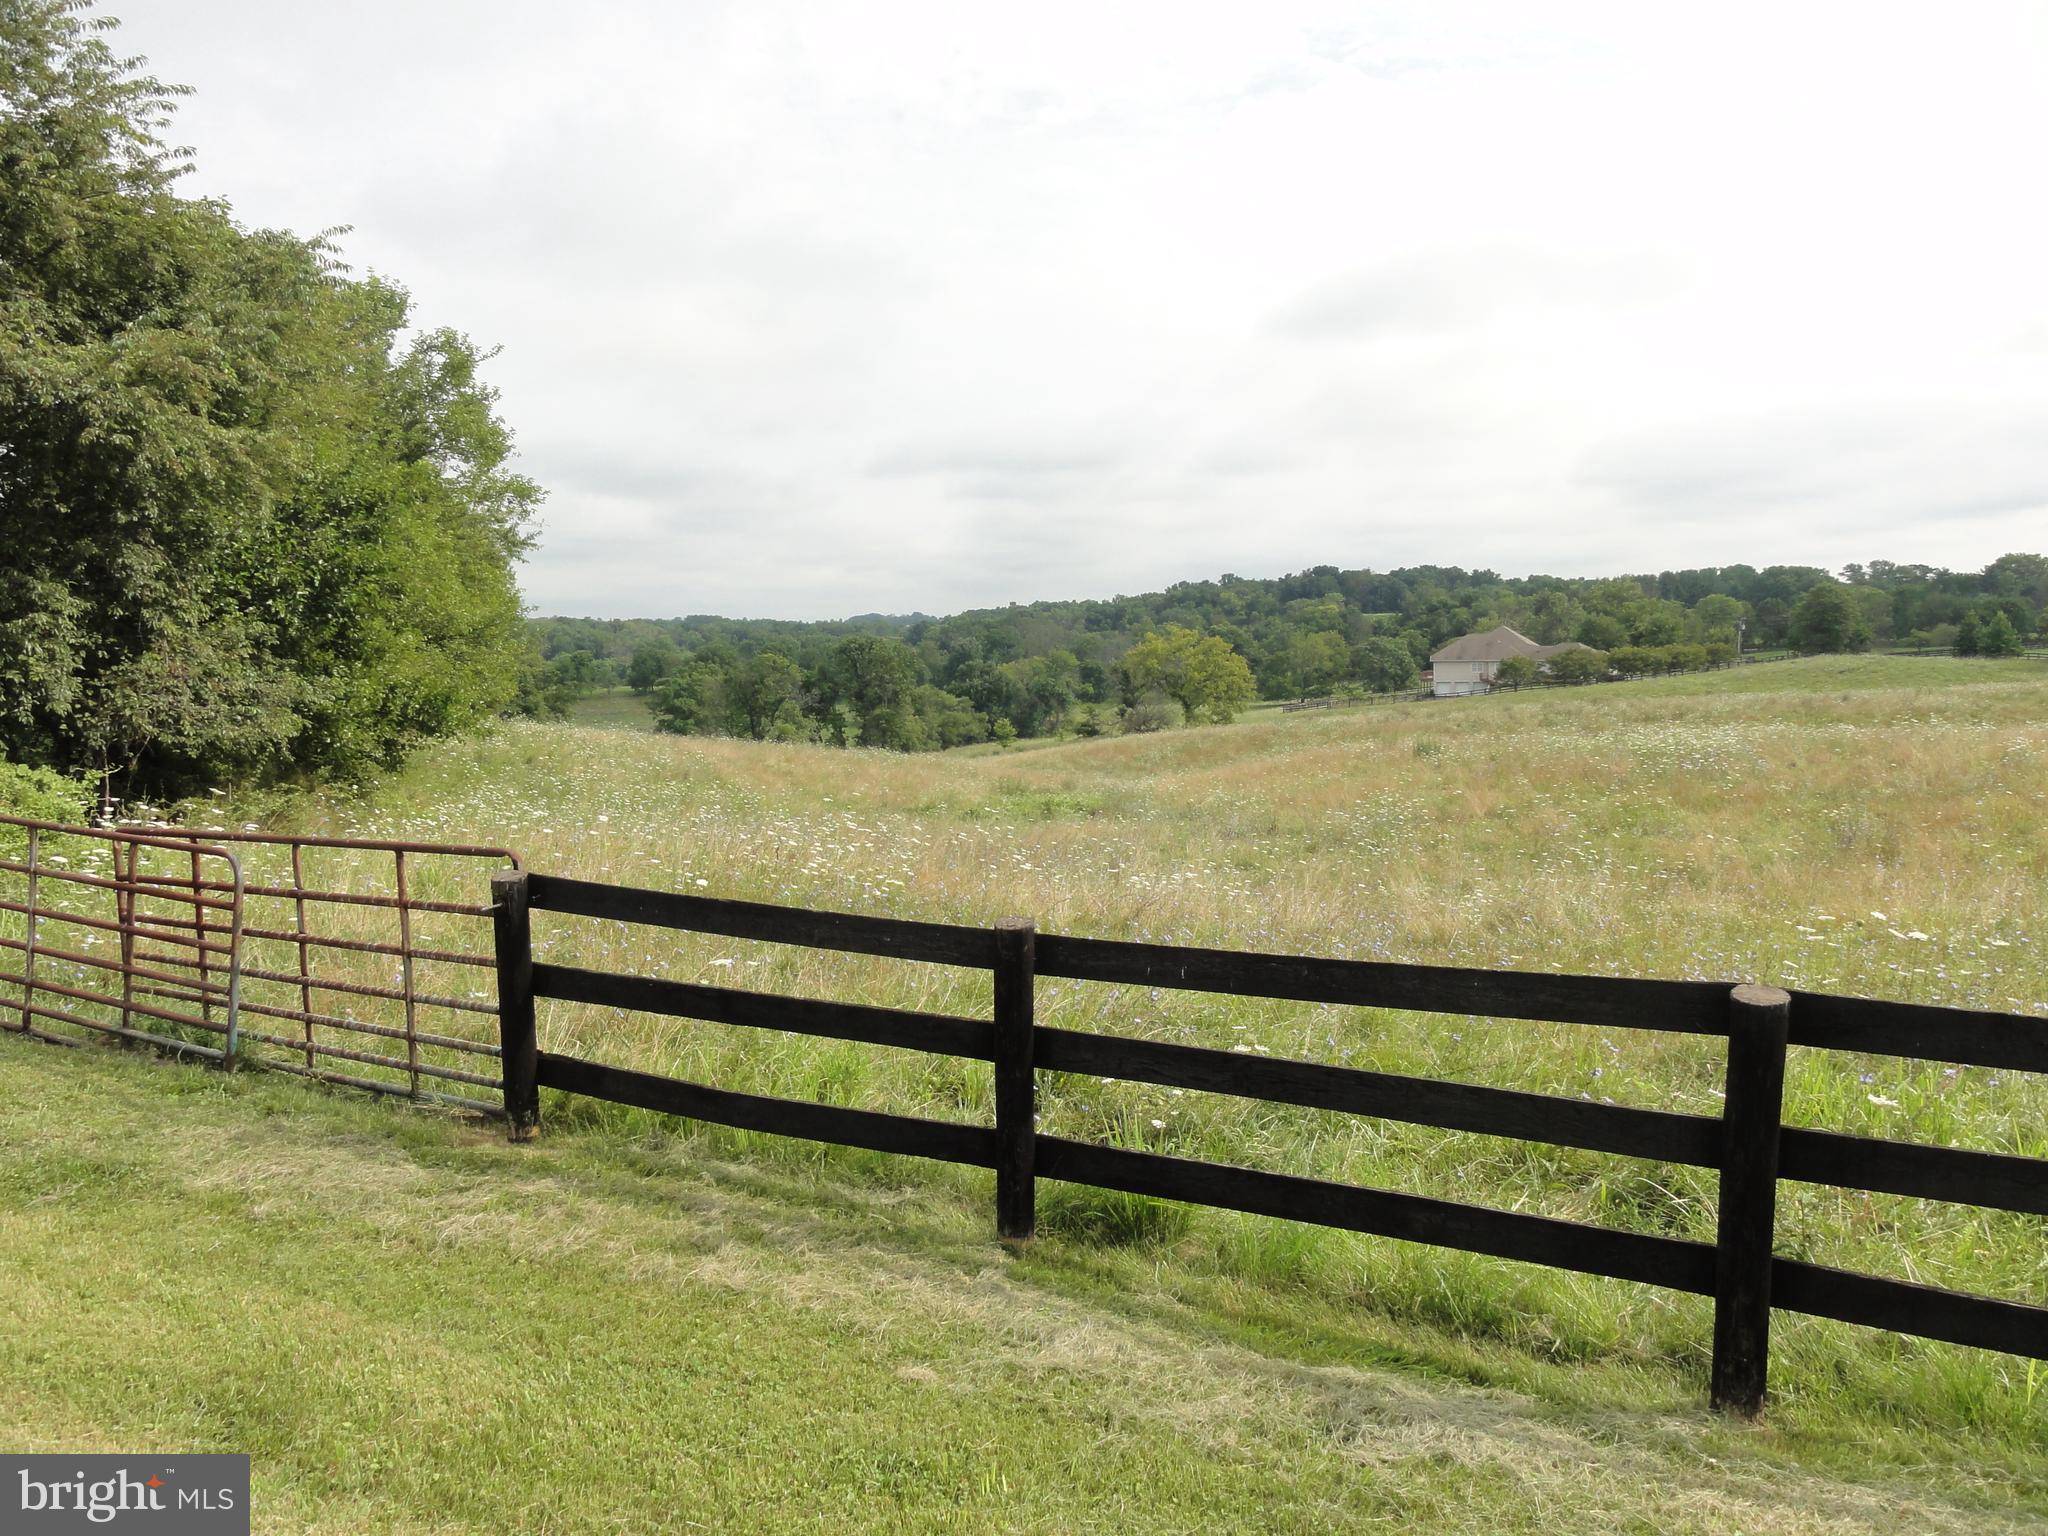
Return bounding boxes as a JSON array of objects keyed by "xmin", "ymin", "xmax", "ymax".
[{"xmin": 490, "ymin": 870, "xmax": 2048, "ymax": 1416}]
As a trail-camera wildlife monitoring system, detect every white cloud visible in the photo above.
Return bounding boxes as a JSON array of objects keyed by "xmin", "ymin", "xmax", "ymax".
[{"xmin": 113, "ymin": 0, "xmax": 2048, "ymax": 615}]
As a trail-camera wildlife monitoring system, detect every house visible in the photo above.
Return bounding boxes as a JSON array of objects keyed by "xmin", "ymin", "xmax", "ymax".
[{"xmin": 1428, "ymin": 625, "xmax": 1592, "ymax": 697}]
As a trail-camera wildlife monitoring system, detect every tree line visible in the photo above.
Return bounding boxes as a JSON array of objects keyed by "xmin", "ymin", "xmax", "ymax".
[
  {"xmin": 527, "ymin": 554, "xmax": 2047, "ymax": 747},
  {"xmin": 1, "ymin": 1, "xmax": 536, "ymax": 810}
]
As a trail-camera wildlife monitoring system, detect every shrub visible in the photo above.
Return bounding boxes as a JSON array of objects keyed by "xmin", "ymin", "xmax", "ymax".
[
  {"xmin": 0, "ymin": 758, "xmax": 91, "ymax": 852},
  {"xmin": 1546, "ymin": 648, "xmax": 1606, "ymax": 684},
  {"xmin": 1119, "ymin": 693, "xmax": 1184, "ymax": 734}
]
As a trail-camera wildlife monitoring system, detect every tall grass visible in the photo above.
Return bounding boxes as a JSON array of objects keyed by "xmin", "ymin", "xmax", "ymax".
[{"xmin": 179, "ymin": 655, "xmax": 2048, "ymax": 1436}]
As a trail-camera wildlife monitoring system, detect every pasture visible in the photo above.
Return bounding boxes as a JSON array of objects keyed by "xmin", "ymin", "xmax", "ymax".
[
  {"xmin": 286, "ymin": 659, "xmax": 2048, "ymax": 1400},
  {"xmin": 6, "ymin": 654, "xmax": 2044, "ymax": 1528}
]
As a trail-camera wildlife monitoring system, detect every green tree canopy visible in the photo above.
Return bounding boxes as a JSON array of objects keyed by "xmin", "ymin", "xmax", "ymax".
[
  {"xmin": 1789, "ymin": 583, "xmax": 1873, "ymax": 654},
  {"xmin": 0, "ymin": 0, "xmax": 538, "ymax": 795},
  {"xmin": 1122, "ymin": 626, "xmax": 1256, "ymax": 725}
]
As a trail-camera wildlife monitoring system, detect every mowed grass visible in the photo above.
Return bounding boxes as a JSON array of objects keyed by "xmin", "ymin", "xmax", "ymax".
[
  {"xmin": 54, "ymin": 654, "xmax": 2044, "ymax": 1481},
  {"xmin": 2, "ymin": 1034, "xmax": 2043, "ymax": 1534}
]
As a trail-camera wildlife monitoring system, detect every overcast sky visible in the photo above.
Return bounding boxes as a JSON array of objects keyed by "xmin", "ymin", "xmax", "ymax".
[{"xmin": 113, "ymin": 1, "xmax": 2048, "ymax": 619}]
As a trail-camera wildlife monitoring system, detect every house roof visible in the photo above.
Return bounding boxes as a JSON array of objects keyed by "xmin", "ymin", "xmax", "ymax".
[
  {"xmin": 1430, "ymin": 626, "xmax": 1594, "ymax": 664},
  {"xmin": 1430, "ymin": 626, "xmax": 1542, "ymax": 663}
]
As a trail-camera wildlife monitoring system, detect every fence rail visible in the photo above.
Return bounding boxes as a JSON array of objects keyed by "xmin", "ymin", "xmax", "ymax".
[{"xmin": 495, "ymin": 869, "xmax": 2048, "ymax": 1416}]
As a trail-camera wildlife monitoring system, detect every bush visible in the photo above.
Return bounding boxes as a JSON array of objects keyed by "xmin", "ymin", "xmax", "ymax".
[
  {"xmin": 1546, "ymin": 648, "xmax": 1607, "ymax": 684},
  {"xmin": 1119, "ymin": 693, "xmax": 1184, "ymax": 734},
  {"xmin": 0, "ymin": 758, "xmax": 91, "ymax": 852}
]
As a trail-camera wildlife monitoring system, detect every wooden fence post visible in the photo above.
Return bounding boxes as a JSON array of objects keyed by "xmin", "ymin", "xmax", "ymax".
[
  {"xmin": 993, "ymin": 917, "xmax": 1037, "ymax": 1241},
  {"xmin": 1710, "ymin": 982, "xmax": 1791, "ymax": 1416},
  {"xmin": 492, "ymin": 870, "xmax": 540, "ymax": 1142}
]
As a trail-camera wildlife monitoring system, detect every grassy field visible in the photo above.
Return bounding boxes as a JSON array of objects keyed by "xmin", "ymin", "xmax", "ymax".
[
  {"xmin": 7, "ymin": 653, "xmax": 2046, "ymax": 1526},
  {"xmin": 2, "ymin": 1034, "xmax": 2043, "ymax": 1534},
  {"xmin": 562, "ymin": 686, "xmax": 658, "ymax": 731}
]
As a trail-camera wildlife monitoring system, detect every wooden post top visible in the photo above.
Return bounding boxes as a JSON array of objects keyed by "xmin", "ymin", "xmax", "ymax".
[{"xmin": 1731, "ymin": 983, "xmax": 1791, "ymax": 1009}]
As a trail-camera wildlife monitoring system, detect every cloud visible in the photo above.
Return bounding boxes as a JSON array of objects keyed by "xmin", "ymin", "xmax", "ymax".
[
  {"xmin": 1269, "ymin": 247, "xmax": 1672, "ymax": 341},
  {"xmin": 110, "ymin": 0, "xmax": 2048, "ymax": 617}
]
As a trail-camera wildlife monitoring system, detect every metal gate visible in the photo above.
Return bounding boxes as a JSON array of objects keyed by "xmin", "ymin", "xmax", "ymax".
[
  {"xmin": 0, "ymin": 815, "xmax": 519, "ymax": 1114},
  {"xmin": 0, "ymin": 816, "xmax": 247, "ymax": 1060}
]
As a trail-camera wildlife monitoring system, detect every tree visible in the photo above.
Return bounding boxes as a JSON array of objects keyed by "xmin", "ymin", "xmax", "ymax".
[
  {"xmin": 731, "ymin": 652, "xmax": 804, "ymax": 738},
  {"xmin": 1789, "ymin": 583, "xmax": 1873, "ymax": 654},
  {"xmin": 1954, "ymin": 611, "xmax": 1981, "ymax": 656},
  {"xmin": 1121, "ymin": 627, "xmax": 1256, "ymax": 725},
  {"xmin": 1352, "ymin": 636, "xmax": 1419, "ymax": 693},
  {"xmin": 0, "ymin": 3, "xmax": 538, "ymax": 794},
  {"xmin": 1688, "ymin": 593, "xmax": 1746, "ymax": 645},
  {"xmin": 1006, "ymin": 650, "xmax": 1079, "ymax": 736},
  {"xmin": 813, "ymin": 636, "xmax": 923, "ymax": 748},
  {"xmin": 1492, "ymin": 655, "xmax": 1536, "ymax": 689},
  {"xmin": 627, "ymin": 641, "xmax": 684, "ymax": 692},
  {"xmin": 652, "ymin": 662, "xmax": 730, "ymax": 736},
  {"xmin": 1284, "ymin": 631, "xmax": 1350, "ymax": 696},
  {"xmin": 1978, "ymin": 609, "xmax": 2023, "ymax": 657},
  {"xmin": 1576, "ymin": 613, "xmax": 1629, "ymax": 651}
]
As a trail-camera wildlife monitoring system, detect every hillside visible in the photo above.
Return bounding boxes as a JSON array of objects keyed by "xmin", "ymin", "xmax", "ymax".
[
  {"xmin": 184, "ymin": 654, "xmax": 2045, "ymax": 1414},
  {"xmin": 3, "ymin": 1035, "xmax": 2041, "ymax": 1534},
  {"xmin": 526, "ymin": 557, "xmax": 2048, "ymax": 739}
]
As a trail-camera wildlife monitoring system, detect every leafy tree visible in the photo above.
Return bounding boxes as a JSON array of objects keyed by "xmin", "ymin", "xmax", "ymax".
[
  {"xmin": 991, "ymin": 718, "xmax": 1017, "ymax": 749},
  {"xmin": 1492, "ymin": 655, "xmax": 1536, "ymax": 689},
  {"xmin": 1005, "ymin": 650, "xmax": 1079, "ymax": 736},
  {"xmin": 813, "ymin": 636, "xmax": 924, "ymax": 748},
  {"xmin": 1687, "ymin": 593, "xmax": 1746, "ymax": 645},
  {"xmin": 731, "ymin": 652, "xmax": 804, "ymax": 738},
  {"xmin": 1122, "ymin": 626, "xmax": 1256, "ymax": 725},
  {"xmin": 1789, "ymin": 583, "xmax": 1873, "ymax": 654},
  {"xmin": 1978, "ymin": 609, "xmax": 2022, "ymax": 657},
  {"xmin": 627, "ymin": 641, "xmax": 684, "ymax": 692},
  {"xmin": 652, "ymin": 662, "xmax": 730, "ymax": 736},
  {"xmin": 1284, "ymin": 631, "xmax": 1350, "ymax": 696},
  {"xmin": 1954, "ymin": 612, "xmax": 1981, "ymax": 656},
  {"xmin": 1575, "ymin": 613, "xmax": 1629, "ymax": 651},
  {"xmin": 0, "ymin": 2, "xmax": 537, "ymax": 794},
  {"xmin": 1351, "ymin": 636, "xmax": 1419, "ymax": 693}
]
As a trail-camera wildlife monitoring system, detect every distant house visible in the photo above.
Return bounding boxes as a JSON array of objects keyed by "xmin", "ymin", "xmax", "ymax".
[{"xmin": 1428, "ymin": 626, "xmax": 1593, "ymax": 697}]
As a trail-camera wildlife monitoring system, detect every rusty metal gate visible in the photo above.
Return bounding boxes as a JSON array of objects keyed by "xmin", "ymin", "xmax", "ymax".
[{"xmin": 0, "ymin": 815, "xmax": 519, "ymax": 1114}]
